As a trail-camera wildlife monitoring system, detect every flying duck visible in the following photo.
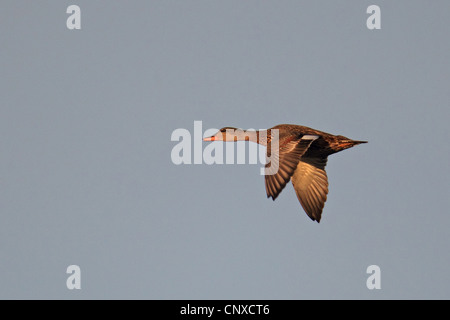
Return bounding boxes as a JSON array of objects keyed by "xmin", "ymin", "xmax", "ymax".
[{"xmin": 204, "ymin": 124, "xmax": 367, "ymax": 223}]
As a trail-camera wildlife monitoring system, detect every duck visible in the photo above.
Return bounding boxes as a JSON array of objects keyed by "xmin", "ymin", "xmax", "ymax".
[{"xmin": 203, "ymin": 124, "xmax": 367, "ymax": 223}]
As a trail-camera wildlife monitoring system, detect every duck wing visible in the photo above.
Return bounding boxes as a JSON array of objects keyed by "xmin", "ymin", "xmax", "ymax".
[
  {"xmin": 291, "ymin": 156, "xmax": 329, "ymax": 222},
  {"xmin": 265, "ymin": 135, "xmax": 318, "ymax": 200}
]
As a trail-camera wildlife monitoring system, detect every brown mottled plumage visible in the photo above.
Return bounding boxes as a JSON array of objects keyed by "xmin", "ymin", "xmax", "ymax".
[{"xmin": 204, "ymin": 124, "xmax": 367, "ymax": 223}]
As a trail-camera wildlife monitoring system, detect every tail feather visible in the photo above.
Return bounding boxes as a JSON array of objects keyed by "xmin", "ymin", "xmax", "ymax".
[{"xmin": 337, "ymin": 138, "xmax": 368, "ymax": 151}]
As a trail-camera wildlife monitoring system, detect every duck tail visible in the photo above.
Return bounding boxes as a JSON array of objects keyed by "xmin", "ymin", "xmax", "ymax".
[
  {"xmin": 352, "ymin": 140, "xmax": 368, "ymax": 145},
  {"xmin": 335, "ymin": 136, "xmax": 368, "ymax": 150}
]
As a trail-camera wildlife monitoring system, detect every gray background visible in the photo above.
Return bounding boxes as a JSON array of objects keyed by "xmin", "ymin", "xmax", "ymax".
[{"xmin": 1, "ymin": 1, "xmax": 449, "ymax": 299}]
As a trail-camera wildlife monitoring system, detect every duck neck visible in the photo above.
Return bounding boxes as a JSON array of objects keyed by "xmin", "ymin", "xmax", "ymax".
[{"xmin": 233, "ymin": 130, "xmax": 269, "ymax": 146}]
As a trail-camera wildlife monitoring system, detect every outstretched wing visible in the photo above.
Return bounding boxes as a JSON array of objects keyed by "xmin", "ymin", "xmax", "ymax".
[
  {"xmin": 291, "ymin": 156, "xmax": 329, "ymax": 222},
  {"xmin": 265, "ymin": 135, "xmax": 318, "ymax": 200}
]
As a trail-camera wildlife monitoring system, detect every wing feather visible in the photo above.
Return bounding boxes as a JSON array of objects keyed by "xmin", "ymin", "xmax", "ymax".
[
  {"xmin": 290, "ymin": 157, "xmax": 329, "ymax": 222},
  {"xmin": 265, "ymin": 136, "xmax": 318, "ymax": 200}
]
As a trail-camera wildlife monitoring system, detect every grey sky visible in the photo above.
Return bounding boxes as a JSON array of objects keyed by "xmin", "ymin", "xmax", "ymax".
[{"xmin": 0, "ymin": 1, "xmax": 449, "ymax": 299}]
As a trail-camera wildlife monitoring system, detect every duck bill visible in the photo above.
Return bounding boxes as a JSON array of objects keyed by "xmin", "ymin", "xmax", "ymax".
[{"xmin": 203, "ymin": 136, "xmax": 216, "ymax": 141}]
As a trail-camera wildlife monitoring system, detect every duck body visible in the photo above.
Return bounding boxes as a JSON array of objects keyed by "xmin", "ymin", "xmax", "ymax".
[
  {"xmin": 204, "ymin": 124, "xmax": 367, "ymax": 223},
  {"xmin": 270, "ymin": 124, "xmax": 366, "ymax": 156}
]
